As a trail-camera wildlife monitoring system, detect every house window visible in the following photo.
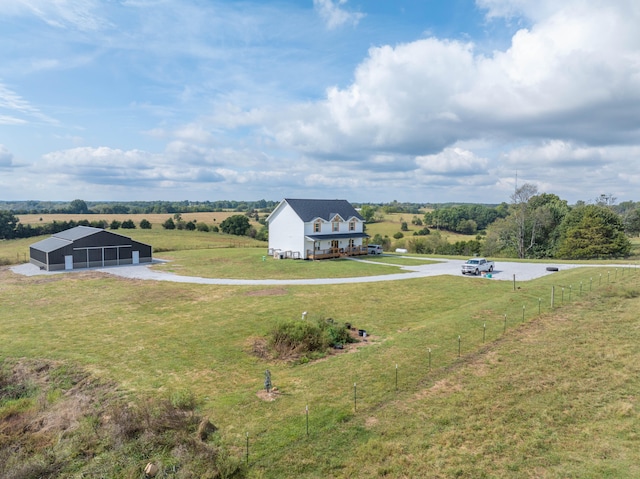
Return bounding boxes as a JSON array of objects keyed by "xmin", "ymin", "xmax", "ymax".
[
  {"xmin": 314, "ymin": 220, "xmax": 322, "ymax": 233},
  {"xmin": 332, "ymin": 221, "xmax": 339, "ymax": 232},
  {"xmin": 349, "ymin": 220, "xmax": 356, "ymax": 231}
]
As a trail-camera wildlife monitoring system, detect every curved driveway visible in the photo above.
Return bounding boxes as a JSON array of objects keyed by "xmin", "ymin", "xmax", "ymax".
[{"xmin": 12, "ymin": 256, "xmax": 617, "ymax": 285}]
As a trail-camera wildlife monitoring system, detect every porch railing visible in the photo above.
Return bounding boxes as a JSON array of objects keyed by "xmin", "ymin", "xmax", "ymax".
[{"xmin": 306, "ymin": 245, "xmax": 368, "ymax": 260}]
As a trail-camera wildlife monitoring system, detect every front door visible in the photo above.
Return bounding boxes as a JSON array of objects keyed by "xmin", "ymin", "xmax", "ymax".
[
  {"xmin": 64, "ymin": 255, "xmax": 73, "ymax": 270},
  {"xmin": 132, "ymin": 251, "xmax": 140, "ymax": 264},
  {"xmin": 331, "ymin": 240, "xmax": 339, "ymax": 251}
]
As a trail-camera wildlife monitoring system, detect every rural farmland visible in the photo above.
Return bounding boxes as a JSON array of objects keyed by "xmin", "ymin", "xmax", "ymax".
[{"xmin": 1, "ymin": 227, "xmax": 639, "ymax": 477}]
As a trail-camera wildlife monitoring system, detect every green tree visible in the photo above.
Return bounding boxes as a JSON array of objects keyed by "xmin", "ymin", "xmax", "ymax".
[
  {"xmin": 196, "ymin": 222, "xmax": 209, "ymax": 232},
  {"xmin": 255, "ymin": 225, "xmax": 268, "ymax": 241},
  {"xmin": 110, "ymin": 220, "xmax": 121, "ymax": 230},
  {"xmin": 139, "ymin": 219, "xmax": 152, "ymax": 229},
  {"xmin": 162, "ymin": 218, "xmax": 176, "ymax": 230},
  {"xmin": 68, "ymin": 199, "xmax": 89, "ymax": 214},
  {"xmin": 0, "ymin": 211, "xmax": 18, "ymax": 239},
  {"xmin": 623, "ymin": 208, "xmax": 640, "ymax": 236},
  {"xmin": 219, "ymin": 215, "xmax": 251, "ymax": 236},
  {"xmin": 556, "ymin": 205, "xmax": 631, "ymax": 259},
  {"xmin": 359, "ymin": 205, "xmax": 376, "ymax": 223},
  {"xmin": 121, "ymin": 219, "xmax": 136, "ymax": 229},
  {"xmin": 457, "ymin": 219, "xmax": 477, "ymax": 235}
]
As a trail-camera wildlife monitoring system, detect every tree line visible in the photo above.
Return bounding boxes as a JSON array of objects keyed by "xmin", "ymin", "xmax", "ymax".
[
  {"xmin": 414, "ymin": 185, "xmax": 634, "ymax": 260},
  {"xmin": 0, "ymin": 199, "xmax": 278, "ymax": 215},
  {"xmin": 0, "ymin": 211, "xmax": 269, "ymax": 242}
]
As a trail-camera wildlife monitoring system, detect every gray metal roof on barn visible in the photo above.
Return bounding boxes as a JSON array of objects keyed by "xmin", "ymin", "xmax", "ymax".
[
  {"xmin": 54, "ymin": 225, "xmax": 103, "ymax": 241},
  {"xmin": 29, "ymin": 226, "xmax": 104, "ymax": 253},
  {"xmin": 283, "ymin": 198, "xmax": 364, "ymax": 222},
  {"xmin": 29, "ymin": 236, "xmax": 72, "ymax": 253}
]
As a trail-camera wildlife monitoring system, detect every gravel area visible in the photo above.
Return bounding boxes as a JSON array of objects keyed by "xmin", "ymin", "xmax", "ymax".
[{"xmin": 10, "ymin": 257, "xmax": 614, "ymax": 286}]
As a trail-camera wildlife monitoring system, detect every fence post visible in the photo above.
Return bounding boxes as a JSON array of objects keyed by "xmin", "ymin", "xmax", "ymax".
[{"xmin": 538, "ymin": 298, "xmax": 541, "ymax": 314}]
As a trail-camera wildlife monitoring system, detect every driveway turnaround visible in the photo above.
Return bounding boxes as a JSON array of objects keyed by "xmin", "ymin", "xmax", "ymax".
[{"xmin": 11, "ymin": 257, "xmax": 619, "ymax": 286}]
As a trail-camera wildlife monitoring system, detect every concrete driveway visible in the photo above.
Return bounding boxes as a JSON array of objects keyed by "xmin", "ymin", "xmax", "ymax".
[{"xmin": 11, "ymin": 256, "xmax": 619, "ymax": 286}]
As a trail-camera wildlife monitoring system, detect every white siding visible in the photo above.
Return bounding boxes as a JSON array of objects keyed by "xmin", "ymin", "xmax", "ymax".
[{"xmin": 268, "ymin": 203, "xmax": 305, "ymax": 257}]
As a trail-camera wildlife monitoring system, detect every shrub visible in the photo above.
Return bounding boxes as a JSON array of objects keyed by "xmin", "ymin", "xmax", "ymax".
[
  {"xmin": 196, "ymin": 222, "xmax": 209, "ymax": 232},
  {"xmin": 121, "ymin": 219, "xmax": 136, "ymax": 229},
  {"xmin": 393, "ymin": 232, "xmax": 404, "ymax": 239},
  {"xmin": 140, "ymin": 219, "xmax": 152, "ymax": 229},
  {"xmin": 220, "ymin": 215, "xmax": 251, "ymax": 236},
  {"xmin": 162, "ymin": 218, "xmax": 176, "ymax": 230},
  {"xmin": 109, "ymin": 220, "xmax": 121, "ymax": 230},
  {"xmin": 268, "ymin": 317, "xmax": 355, "ymax": 360}
]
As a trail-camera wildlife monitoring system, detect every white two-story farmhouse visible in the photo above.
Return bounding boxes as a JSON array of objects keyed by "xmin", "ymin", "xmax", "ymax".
[{"xmin": 267, "ymin": 198, "xmax": 369, "ymax": 259}]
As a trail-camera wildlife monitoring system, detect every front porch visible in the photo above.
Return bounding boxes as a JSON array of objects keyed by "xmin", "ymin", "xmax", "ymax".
[{"xmin": 307, "ymin": 245, "xmax": 369, "ymax": 260}]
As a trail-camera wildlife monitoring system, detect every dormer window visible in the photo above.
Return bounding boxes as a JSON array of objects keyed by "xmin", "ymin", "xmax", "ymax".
[
  {"xmin": 331, "ymin": 215, "xmax": 341, "ymax": 232},
  {"xmin": 349, "ymin": 220, "xmax": 356, "ymax": 231},
  {"xmin": 314, "ymin": 220, "xmax": 322, "ymax": 233}
]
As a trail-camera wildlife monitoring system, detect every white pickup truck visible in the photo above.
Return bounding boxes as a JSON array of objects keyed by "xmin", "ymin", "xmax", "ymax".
[{"xmin": 461, "ymin": 258, "xmax": 495, "ymax": 275}]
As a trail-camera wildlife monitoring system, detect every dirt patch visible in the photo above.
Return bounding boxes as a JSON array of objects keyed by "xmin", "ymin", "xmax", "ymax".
[
  {"xmin": 469, "ymin": 350, "xmax": 498, "ymax": 377},
  {"xmin": 256, "ymin": 388, "xmax": 281, "ymax": 402},
  {"xmin": 365, "ymin": 416, "xmax": 379, "ymax": 428},
  {"xmin": 413, "ymin": 379, "xmax": 463, "ymax": 401},
  {"xmin": 246, "ymin": 288, "xmax": 288, "ymax": 296}
]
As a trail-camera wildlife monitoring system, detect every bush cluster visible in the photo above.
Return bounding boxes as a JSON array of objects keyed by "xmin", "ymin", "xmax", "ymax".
[{"xmin": 268, "ymin": 317, "xmax": 355, "ymax": 360}]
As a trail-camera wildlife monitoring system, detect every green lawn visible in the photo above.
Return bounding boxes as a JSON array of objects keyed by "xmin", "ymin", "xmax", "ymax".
[
  {"xmin": 152, "ymin": 248, "xmax": 406, "ymax": 279},
  {"xmin": 355, "ymin": 255, "xmax": 440, "ymax": 266},
  {"xmin": 1, "ymin": 230, "xmax": 640, "ymax": 478}
]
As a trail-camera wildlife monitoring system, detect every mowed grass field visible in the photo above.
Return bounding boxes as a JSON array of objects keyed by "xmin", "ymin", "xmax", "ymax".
[{"xmin": 2, "ymin": 227, "xmax": 640, "ymax": 478}]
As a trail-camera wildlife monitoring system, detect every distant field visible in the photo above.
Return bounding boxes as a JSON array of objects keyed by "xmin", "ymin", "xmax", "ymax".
[
  {"xmin": 17, "ymin": 212, "xmax": 261, "ymax": 227},
  {"xmin": 365, "ymin": 212, "xmax": 472, "ymax": 244}
]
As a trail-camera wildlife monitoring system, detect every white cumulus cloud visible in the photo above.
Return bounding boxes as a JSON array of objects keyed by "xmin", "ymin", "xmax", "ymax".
[{"xmin": 313, "ymin": 0, "xmax": 364, "ymax": 29}]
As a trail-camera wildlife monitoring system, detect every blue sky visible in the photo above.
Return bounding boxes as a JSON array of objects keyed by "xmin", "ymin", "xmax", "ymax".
[{"xmin": 1, "ymin": 0, "xmax": 639, "ymax": 204}]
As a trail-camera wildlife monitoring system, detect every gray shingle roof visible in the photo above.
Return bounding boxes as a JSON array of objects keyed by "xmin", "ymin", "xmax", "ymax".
[{"xmin": 283, "ymin": 198, "xmax": 363, "ymax": 222}]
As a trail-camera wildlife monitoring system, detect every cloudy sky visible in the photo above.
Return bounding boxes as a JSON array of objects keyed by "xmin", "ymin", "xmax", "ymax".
[{"xmin": 1, "ymin": 0, "xmax": 639, "ymax": 204}]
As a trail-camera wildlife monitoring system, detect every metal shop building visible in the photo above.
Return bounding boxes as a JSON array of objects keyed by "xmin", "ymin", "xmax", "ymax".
[{"xmin": 29, "ymin": 226, "xmax": 152, "ymax": 271}]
